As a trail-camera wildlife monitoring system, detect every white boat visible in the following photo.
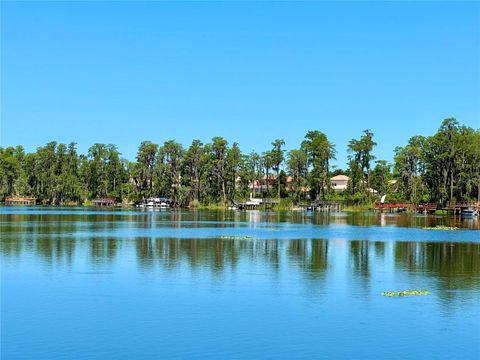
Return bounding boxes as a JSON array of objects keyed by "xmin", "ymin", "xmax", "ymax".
[
  {"xmin": 462, "ymin": 208, "xmax": 478, "ymax": 217},
  {"xmin": 138, "ymin": 197, "xmax": 170, "ymax": 209}
]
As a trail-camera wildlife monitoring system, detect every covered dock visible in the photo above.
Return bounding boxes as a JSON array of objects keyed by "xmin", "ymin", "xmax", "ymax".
[
  {"xmin": 232, "ymin": 198, "xmax": 280, "ymax": 210},
  {"xmin": 92, "ymin": 196, "xmax": 117, "ymax": 207},
  {"xmin": 301, "ymin": 200, "xmax": 346, "ymax": 212},
  {"xmin": 5, "ymin": 195, "xmax": 38, "ymax": 205}
]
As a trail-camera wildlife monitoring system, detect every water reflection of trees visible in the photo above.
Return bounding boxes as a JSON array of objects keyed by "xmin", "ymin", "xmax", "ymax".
[
  {"xmin": 135, "ymin": 238, "xmax": 279, "ymax": 273},
  {"xmin": 90, "ymin": 237, "xmax": 118, "ymax": 264},
  {"xmin": 2, "ymin": 235, "xmax": 479, "ymax": 280},
  {"xmin": 287, "ymin": 240, "xmax": 328, "ymax": 277},
  {"xmin": 0, "ymin": 228, "xmax": 76, "ymax": 266},
  {"xmin": 395, "ymin": 242, "xmax": 480, "ymax": 290},
  {"xmin": 2, "ymin": 210, "xmax": 479, "ymax": 237},
  {"xmin": 350, "ymin": 241, "xmax": 370, "ymax": 278},
  {"xmin": 2, "ymin": 228, "xmax": 479, "ymax": 303}
]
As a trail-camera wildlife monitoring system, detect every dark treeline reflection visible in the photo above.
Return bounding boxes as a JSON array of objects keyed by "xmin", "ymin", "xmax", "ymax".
[
  {"xmin": 350, "ymin": 241, "xmax": 371, "ymax": 278},
  {"xmin": 3, "ymin": 236, "xmax": 479, "ymax": 294},
  {"xmin": 1, "ymin": 209, "xmax": 480, "ymax": 229},
  {"xmin": 394, "ymin": 242, "xmax": 480, "ymax": 291}
]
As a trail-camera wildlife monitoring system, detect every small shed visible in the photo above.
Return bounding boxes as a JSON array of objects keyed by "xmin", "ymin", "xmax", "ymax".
[
  {"xmin": 5, "ymin": 195, "xmax": 38, "ymax": 205},
  {"xmin": 92, "ymin": 196, "xmax": 116, "ymax": 207}
]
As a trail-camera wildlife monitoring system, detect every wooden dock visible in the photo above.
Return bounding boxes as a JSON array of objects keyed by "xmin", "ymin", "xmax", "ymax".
[
  {"xmin": 301, "ymin": 201, "xmax": 346, "ymax": 212},
  {"xmin": 374, "ymin": 202, "xmax": 414, "ymax": 212},
  {"xmin": 376, "ymin": 201, "xmax": 479, "ymax": 216},
  {"xmin": 232, "ymin": 198, "xmax": 280, "ymax": 210},
  {"xmin": 415, "ymin": 203, "xmax": 438, "ymax": 214},
  {"xmin": 92, "ymin": 196, "xmax": 117, "ymax": 207},
  {"xmin": 442, "ymin": 201, "xmax": 480, "ymax": 216}
]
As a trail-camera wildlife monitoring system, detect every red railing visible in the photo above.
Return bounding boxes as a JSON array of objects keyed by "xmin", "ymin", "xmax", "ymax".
[
  {"xmin": 374, "ymin": 202, "xmax": 414, "ymax": 209},
  {"xmin": 416, "ymin": 203, "xmax": 437, "ymax": 211}
]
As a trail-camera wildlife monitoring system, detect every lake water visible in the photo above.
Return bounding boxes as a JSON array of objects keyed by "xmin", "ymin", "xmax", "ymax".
[{"xmin": 1, "ymin": 207, "xmax": 479, "ymax": 359}]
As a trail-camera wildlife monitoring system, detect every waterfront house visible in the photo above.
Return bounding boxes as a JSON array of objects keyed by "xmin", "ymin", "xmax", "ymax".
[
  {"xmin": 330, "ymin": 175, "xmax": 349, "ymax": 192},
  {"xmin": 249, "ymin": 176, "xmax": 277, "ymax": 193}
]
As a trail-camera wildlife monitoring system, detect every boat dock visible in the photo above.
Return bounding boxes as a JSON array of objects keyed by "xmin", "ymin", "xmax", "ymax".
[
  {"xmin": 375, "ymin": 201, "xmax": 479, "ymax": 216},
  {"xmin": 301, "ymin": 201, "xmax": 346, "ymax": 212},
  {"xmin": 93, "ymin": 196, "xmax": 117, "ymax": 207},
  {"xmin": 442, "ymin": 201, "xmax": 480, "ymax": 216},
  {"xmin": 415, "ymin": 203, "xmax": 438, "ymax": 213},
  {"xmin": 232, "ymin": 198, "xmax": 280, "ymax": 210},
  {"xmin": 5, "ymin": 195, "xmax": 38, "ymax": 205},
  {"xmin": 374, "ymin": 202, "xmax": 414, "ymax": 212}
]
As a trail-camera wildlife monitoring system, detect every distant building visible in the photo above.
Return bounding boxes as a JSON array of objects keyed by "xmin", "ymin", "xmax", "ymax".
[
  {"xmin": 249, "ymin": 176, "xmax": 277, "ymax": 193},
  {"xmin": 330, "ymin": 175, "xmax": 350, "ymax": 192},
  {"xmin": 285, "ymin": 176, "xmax": 310, "ymax": 193}
]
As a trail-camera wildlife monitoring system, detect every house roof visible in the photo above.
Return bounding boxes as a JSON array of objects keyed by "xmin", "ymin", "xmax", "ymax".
[{"xmin": 330, "ymin": 175, "xmax": 350, "ymax": 181}]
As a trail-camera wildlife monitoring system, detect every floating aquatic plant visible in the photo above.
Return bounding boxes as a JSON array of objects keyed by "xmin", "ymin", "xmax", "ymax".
[
  {"xmin": 381, "ymin": 290, "xmax": 430, "ymax": 297},
  {"xmin": 219, "ymin": 235, "xmax": 253, "ymax": 240},
  {"xmin": 423, "ymin": 226, "xmax": 458, "ymax": 230}
]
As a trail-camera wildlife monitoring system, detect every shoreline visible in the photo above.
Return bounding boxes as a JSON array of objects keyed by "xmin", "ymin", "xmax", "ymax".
[{"xmin": 0, "ymin": 203, "xmax": 473, "ymax": 216}]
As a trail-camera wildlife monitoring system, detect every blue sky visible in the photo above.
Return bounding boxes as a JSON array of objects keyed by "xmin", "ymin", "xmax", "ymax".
[{"xmin": 2, "ymin": 1, "xmax": 479, "ymax": 168}]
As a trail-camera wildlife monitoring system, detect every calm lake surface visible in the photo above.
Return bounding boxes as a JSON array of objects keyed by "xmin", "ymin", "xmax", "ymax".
[{"xmin": 1, "ymin": 207, "xmax": 479, "ymax": 360}]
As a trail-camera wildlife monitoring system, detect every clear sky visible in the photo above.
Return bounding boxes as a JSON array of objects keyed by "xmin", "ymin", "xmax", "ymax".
[{"xmin": 2, "ymin": 1, "xmax": 479, "ymax": 168}]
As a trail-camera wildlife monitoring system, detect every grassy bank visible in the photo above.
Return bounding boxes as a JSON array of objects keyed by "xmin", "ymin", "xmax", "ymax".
[
  {"xmin": 342, "ymin": 204, "xmax": 374, "ymax": 212},
  {"xmin": 197, "ymin": 203, "xmax": 229, "ymax": 210},
  {"xmin": 272, "ymin": 199, "xmax": 294, "ymax": 211}
]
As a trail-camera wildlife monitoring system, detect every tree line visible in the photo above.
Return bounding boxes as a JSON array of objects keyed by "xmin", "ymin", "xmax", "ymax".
[{"xmin": 0, "ymin": 118, "xmax": 478, "ymax": 206}]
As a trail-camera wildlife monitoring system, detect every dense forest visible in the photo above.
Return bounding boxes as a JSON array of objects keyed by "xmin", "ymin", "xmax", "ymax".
[{"xmin": 0, "ymin": 118, "xmax": 478, "ymax": 206}]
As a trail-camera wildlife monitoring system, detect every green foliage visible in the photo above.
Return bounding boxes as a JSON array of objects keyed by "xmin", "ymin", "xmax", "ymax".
[
  {"xmin": 394, "ymin": 118, "xmax": 480, "ymax": 204},
  {"xmin": 423, "ymin": 226, "xmax": 459, "ymax": 231},
  {"xmin": 1, "ymin": 118, "xmax": 477, "ymax": 207},
  {"xmin": 272, "ymin": 198, "xmax": 294, "ymax": 211},
  {"xmin": 136, "ymin": 141, "xmax": 158, "ymax": 199},
  {"xmin": 287, "ymin": 149, "xmax": 308, "ymax": 204},
  {"xmin": 382, "ymin": 290, "xmax": 430, "ymax": 297},
  {"xmin": 155, "ymin": 140, "xmax": 184, "ymax": 204},
  {"xmin": 342, "ymin": 204, "xmax": 374, "ymax": 212},
  {"xmin": 370, "ymin": 160, "xmax": 390, "ymax": 194},
  {"xmin": 219, "ymin": 236, "xmax": 254, "ymax": 240},
  {"xmin": 270, "ymin": 139, "xmax": 285, "ymax": 199},
  {"xmin": 347, "ymin": 129, "xmax": 377, "ymax": 202},
  {"xmin": 301, "ymin": 131, "xmax": 336, "ymax": 201}
]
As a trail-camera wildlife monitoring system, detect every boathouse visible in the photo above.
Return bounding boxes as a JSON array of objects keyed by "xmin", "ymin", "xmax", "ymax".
[
  {"xmin": 5, "ymin": 195, "xmax": 38, "ymax": 205},
  {"xmin": 92, "ymin": 196, "xmax": 116, "ymax": 207}
]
